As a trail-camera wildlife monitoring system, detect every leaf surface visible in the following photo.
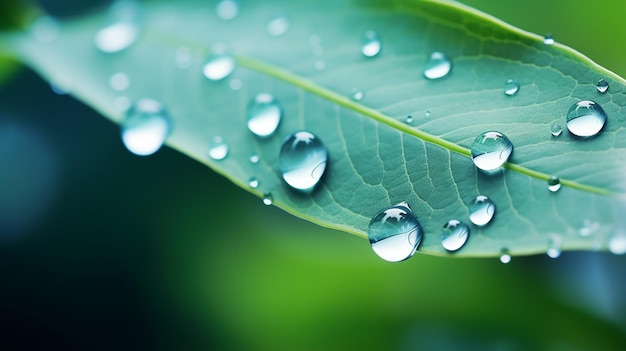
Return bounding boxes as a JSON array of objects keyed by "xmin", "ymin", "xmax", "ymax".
[{"xmin": 4, "ymin": 0, "xmax": 626, "ymax": 257}]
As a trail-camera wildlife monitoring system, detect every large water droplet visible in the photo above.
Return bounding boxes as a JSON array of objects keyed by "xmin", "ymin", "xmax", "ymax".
[
  {"xmin": 121, "ymin": 99, "xmax": 171, "ymax": 156},
  {"xmin": 550, "ymin": 123, "xmax": 562, "ymax": 137},
  {"xmin": 216, "ymin": 0, "xmax": 238, "ymax": 20},
  {"xmin": 469, "ymin": 195, "xmax": 496, "ymax": 226},
  {"xmin": 208, "ymin": 136, "xmax": 229, "ymax": 160},
  {"xmin": 499, "ymin": 249, "xmax": 511, "ymax": 264},
  {"xmin": 547, "ymin": 175, "xmax": 561, "ymax": 192},
  {"xmin": 543, "ymin": 33, "xmax": 555, "ymax": 45},
  {"xmin": 267, "ymin": 16, "xmax": 289, "ymax": 36},
  {"xmin": 109, "ymin": 72, "xmax": 130, "ymax": 91},
  {"xmin": 361, "ymin": 30, "xmax": 381, "ymax": 58},
  {"xmin": 95, "ymin": 21, "xmax": 138, "ymax": 53},
  {"xmin": 247, "ymin": 93, "xmax": 282, "ymax": 138},
  {"xmin": 504, "ymin": 79, "xmax": 519, "ymax": 96},
  {"xmin": 203, "ymin": 54, "xmax": 235, "ymax": 81},
  {"xmin": 470, "ymin": 131, "xmax": 513, "ymax": 171},
  {"xmin": 279, "ymin": 131, "xmax": 328, "ymax": 192},
  {"xmin": 423, "ymin": 52, "xmax": 451, "ymax": 80},
  {"xmin": 248, "ymin": 177, "xmax": 259, "ymax": 189},
  {"xmin": 596, "ymin": 78, "xmax": 609, "ymax": 93},
  {"xmin": 566, "ymin": 100, "xmax": 607, "ymax": 137},
  {"xmin": 440, "ymin": 219, "xmax": 470, "ymax": 252},
  {"xmin": 262, "ymin": 192, "xmax": 273, "ymax": 205},
  {"xmin": 368, "ymin": 202, "xmax": 423, "ymax": 262},
  {"xmin": 608, "ymin": 231, "xmax": 626, "ymax": 255}
]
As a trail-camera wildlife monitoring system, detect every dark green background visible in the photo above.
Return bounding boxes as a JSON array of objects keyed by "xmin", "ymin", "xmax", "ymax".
[{"xmin": 1, "ymin": 1, "xmax": 625, "ymax": 349}]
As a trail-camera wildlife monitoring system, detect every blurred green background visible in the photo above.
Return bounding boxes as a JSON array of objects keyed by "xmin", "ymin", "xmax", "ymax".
[{"xmin": 1, "ymin": 0, "xmax": 625, "ymax": 350}]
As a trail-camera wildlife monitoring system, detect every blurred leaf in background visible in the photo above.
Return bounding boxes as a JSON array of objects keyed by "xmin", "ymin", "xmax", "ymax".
[{"xmin": 0, "ymin": 0, "xmax": 625, "ymax": 350}]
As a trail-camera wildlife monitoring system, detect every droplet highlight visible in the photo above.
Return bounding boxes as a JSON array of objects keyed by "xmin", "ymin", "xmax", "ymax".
[
  {"xmin": 550, "ymin": 123, "xmax": 563, "ymax": 137},
  {"xmin": 267, "ymin": 16, "xmax": 289, "ymax": 36},
  {"xmin": 547, "ymin": 236, "xmax": 562, "ymax": 258},
  {"xmin": 279, "ymin": 131, "xmax": 328, "ymax": 192},
  {"xmin": 504, "ymin": 79, "xmax": 519, "ymax": 96},
  {"xmin": 262, "ymin": 193, "xmax": 273, "ymax": 206},
  {"xmin": 547, "ymin": 175, "xmax": 561, "ymax": 192},
  {"xmin": 249, "ymin": 154, "xmax": 260, "ymax": 164},
  {"xmin": 566, "ymin": 100, "xmax": 607, "ymax": 137},
  {"xmin": 361, "ymin": 30, "xmax": 381, "ymax": 58},
  {"xmin": 469, "ymin": 195, "xmax": 496, "ymax": 227},
  {"xmin": 543, "ymin": 34, "xmax": 555, "ymax": 45},
  {"xmin": 579, "ymin": 219, "xmax": 599, "ymax": 237},
  {"xmin": 423, "ymin": 52, "xmax": 451, "ymax": 80},
  {"xmin": 351, "ymin": 91, "xmax": 364, "ymax": 101},
  {"xmin": 208, "ymin": 137, "xmax": 229, "ymax": 161},
  {"xmin": 596, "ymin": 78, "xmax": 609, "ymax": 93},
  {"xmin": 95, "ymin": 21, "xmax": 138, "ymax": 53},
  {"xmin": 247, "ymin": 93, "xmax": 282, "ymax": 138},
  {"xmin": 368, "ymin": 202, "xmax": 423, "ymax": 262},
  {"xmin": 121, "ymin": 99, "xmax": 171, "ymax": 156},
  {"xmin": 470, "ymin": 131, "xmax": 513, "ymax": 171},
  {"xmin": 248, "ymin": 177, "xmax": 259, "ymax": 189},
  {"xmin": 202, "ymin": 54, "xmax": 235, "ymax": 81},
  {"xmin": 405, "ymin": 115, "xmax": 414, "ymax": 125},
  {"xmin": 499, "ymin": 249, "xmax": 512, "ymax": 264},
  {"xmin": 440, "ymin": 219, "xmax": 470, "ymax": 252},
  {"xmin": 608, "ymin": 231, "xmax": 626, "ymax": 255}
]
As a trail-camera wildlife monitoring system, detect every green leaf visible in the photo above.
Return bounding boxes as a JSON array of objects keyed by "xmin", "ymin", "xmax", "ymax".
[{"xmin": 2, "ymin": 0, "xmax": 625, "ymax": 257}]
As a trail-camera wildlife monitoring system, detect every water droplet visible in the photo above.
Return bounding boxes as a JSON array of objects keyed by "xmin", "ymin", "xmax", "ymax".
[
  {"xmin": 566, "ymin": 100, "xmax": 607, "ymax": 137},
  {"xmin": 248, "ymin": 177, "xmax": 259, "ymax": 189},
  {"xmin": 95, "ymin": 21, "xmax": 138, "ymax": 53},
  {"xmin": 267, "ymin": 16, "xmax": 289, "ymax": 36},
  {"xmin": 203, "ymin": 54, "xmax": 235, "ymax": 81},
  {"xmin": 547, "ymin": 236, "xmax": 562, "ymax": 258},
  {"xmin": 425, "ymin": 110, "xmax": 431, "ymax": 117},
  {"xmin": 208, "ymin": 136, "xmax": 229, "ymax": 161},
  {"xmin": 216, "ymin": 0, "xmax": 238, "ymax": 20},
  {"xmin": 121, "ymin": 99, "xmax": 171, "ymax": 156},
  {"xmin": 361, "ymin": 30, "xmax": 381, "ymax": 58},
  {"xmin": 608, "ymin": 231, "xmax": 626, "ymax": 255},
  {"xmin": 368, "ymin": 202, "xmax": 423, "ymax": 262},
  {"xmin": 30, "ymin": 16, "xmax": 60, "ymax": 43},
  {"xmin": 114, "ymin": 96, "xmax": 131, "ymax": 112},
  {"xmin": 470, "ymin": 131, "xmax": 513, "ymax": 171},
  {"xmin": 543, "ymin": 34, "xmax": 555, "ymax": 45},
  {"xmin": 314, "ymin": 60, "xmax": 325, "ymax": 71},
  {"xmin": 596, "ymin": 78, "xmax": 609, "ymax": 93},
  {"xmin": 469, "ymin": 195, "xmax": 496, "ymax": 226},
  {"xmin": 247, "ymin": 93, "xmax": 282, "ymax": 138},
  {"xmin": 351, "ymin": 91, "xmax": 364, "ymax": 101},
  {"xmin": 504, "ymin": 79, "xmax": 519, "ymax": 96},
  {"xmin": 262, "ymin": 192, "xmax": 273, "ymax": 205},
  {"xmin": 499, "ymin": 249, "xmax": 511, "ymax": 264},
  {"xmin": 405, "ymin": 115, "xmax": 414, "ymax": 125},
  {"xmin": 249, "ymin": 154, "xmax": 260, "ymax": 164},
  {"xmin": 109, "ymin": 72, "xmax": 130, "ymax": 91},
  {"xmin": 579, "ymin": 219, "xmax": 599, "ymax": 237},
  {"xmin": 549, "ymin": 123, "xmax": 562, "ymax": 137},
  {"xmin": 229, "ymin": 78, "xmax": 242, "ymax": 91},
  {"xmin": 440, "ymin": 219, "xmax": 470, "ymax": 252},
  {"xmin": 547, "ymin": 175, "xmax": 561, "ymax": 192},
  {"xmin": 279, "ymin": 131, "xmax": 328, "ymax": 192},
  {"xmin": 423, "ymin": 52, "xmax": 451, "ymax": 80},
  {"xmin": 175, "ymin": 46, "xmax": 193, "ymax": 69}
]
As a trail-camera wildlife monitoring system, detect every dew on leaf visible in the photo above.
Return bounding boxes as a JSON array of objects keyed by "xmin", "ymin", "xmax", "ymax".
[
  {"xmin": 608, "ymin": 231, "xmax": 626, "ymax": 255},
  {"xmin": 351, "ymin": 91, "xmax": 364, "ymax": 101},
  {"xmin": 249, "ymin": 154, "xmax": 260, "ymax": 164},
  {"xmin": 405, "ymin": 115, "xmax": 414, "ymax": 125},
  {"xmin": 547, "ymin": 175, "xmax": 561, "ymax": 192},
  {"xmin": 109, "ymin": 72, "xmax": 130, "ymax": 91},
  {"xmin": 504, "ymin": 79, "xmax": 519, "ymax": 96},
  {"xmin": 499, "ymin": 249, "xmax": 511, "ymax": 264},
  {"xmin": 121, "ymin": 98, "xmax": 171, "ymax": 156},
  {"xmin": 423, "ymin": 52, "xmax": 451, "ymax": 79},
  {"xmin": 550, "ymin": 123, "xmax": 563, "ymax": 137},
  {"xmin": 248, "ymin": 177, "xmax": 259, "ymax": 189},
  {"xmin": 440, "ymin": 219, "xmax": 470, "ymax": 252},
  {"xmin": 216, "ymin": 0, "xmax": 238, "ymax": 20},
  {"xmin": 566, "ymin": 100, "xmax": 607, "ymax": 137},
  {"xmin": 203, "ymin": 54, "xmax": 235, "ymax": 81},
  {"xmin": 95, "ymin": 21, "xmax": 138, "ymax": 53},
  {"xmin": 469, "ymin": 195, "xmax": 496, "ymax": 227},
  {"xmin": 579, "ymin": 219, "xmax": 599, "ymax": 237},
  {"xmin": 547, "ymin": 236, "xmax": 562, "ymax": 258},
  {"xmin": 279, "ymin": 131, "xmax": 328, "ymax": 192},
  {"xmin": 596, "ymin": 78, "xmax": 609, "ymax": 93},
  {"xmin": 247, "ymin": 93, "xmax": 282, "ymax": 138},
  {"xmin": 208, "ymin": 136, "xmax": 229, "ymax": 161},
  {"xmin": 368, "ymin": 202, "xmax": 423, "ymax": 262},
  {"xmin": 361, "ymin": 30, "xmax": 381, "ymax": 58},
  {"xmin": 543, "ymin": 33, "xmax": 555, "ymax": 45},
  {"xmin": 262, "ymin": 192, "xmax": 273, "ymax": 206},
  {"xmin": 267, "ymin": 16, "xmax": 289, "ymax": 36},
  {"xmin": 470, "ymin": 131, "xmax": 513, "ymax": 171}
]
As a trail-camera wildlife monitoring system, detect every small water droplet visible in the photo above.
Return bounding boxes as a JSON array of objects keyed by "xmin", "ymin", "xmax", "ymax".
[
  {"xmin": 279, "ymin": 131, "xmax": 328, "ymax": 192},
  {"xmin": 31, "ymin": 16, "xmax": 60, "ymax": 43},
  {"xmin": 549, "ymin": 123, "xmax": 562, "ymax": 137},
  {"xmin": 248, "ymin": 177, "xmax": 259, "ymax": 189},
  {"xmin": 95, "ymin": 21, "xmax": 138, "ymax": 53},
  {"xmin": 216, "ymin": 0, "xmax": 238, "ymax": 20},
  {"xmin": 249, "ymin": 154, "xmax": 260, "ymax": 164},
  {"xmin": 267, "ymin": 16, "xmax": 289, "ymax": 36},
  {"xmin": 262, "ymin": 192, "xmax": 273, "ymax": 205},
  {"xmin": 405, "ymin": 115, "xmax": 414, "ymax": 125},
  {"xmin": 596, "ymin": 78, "xmax": 609, "ymax": 93},
  {"xmin": 547, "ymin": 175, "xmax": 561, "ymax": 192},
  {"xmin": 547, "ymin": 236, "xmax": 562, "ymax": 258},
  {"xmin": 368, "ymin": 202, "xmax": 423, "ymax": 262},
  {"xmin": 247, "ymin": 93, "xmax": 282, "ymax": 138},
  {"xmin": 109, "ymin": 72, "xmax": 130, "ymax": 91},
  {"xmin": 121, "ymin": 99, "xmax": 171, "ymax": 156},
  {"xmin": 361, "ymin": 30, "xmax": 381, "ymax": 58},
  {"xmin": 114, "ymin": 96, "xmax": 131, "ymax": 111},
  {"xmin": 566, "ymin": 100, "xmax": 607, "ymax": 137},
  {"xmin": 208, "ymin": 136, "xmax": 229, "ymax": 161},
  {"xmin": 424, "ymin": 52, "xmax": 451, "ymax": 80},
  {"xmin": 314, "ymin": 60, "xmax": 325, "ymax": 71},
  {"xmin": 203, "ymin": 54, "xmax": 235, "ymax": 81},
  {"xmin": 543, "ymin": 33, "xmax": 555, "ymax": 45},
  {"xmin": 440, "ymin": 219, "xmax": 470, "ymax": 252},
  {"xmin": 499, "ymin": 249, "xmax": 511, "ymax": 264},
  {"xmin": 351, "ymin": 91, "xmax": 364, "ymax": 101},
  {"xmin": 504, "ymin": 79, "xmax": 519, "ymax": 96},
  {"xmin": 470, "ymin": 131, "xmax": 513, "ymax": 171},
  {"xmin": 175, "ymin": 46, "xmax": 193, "ymax": 69},
  {"xmin": 425, "ymin": 110, "xmax": 431, "ymax": 117},
  {"xmin": 469, "ymin": 195, "xmax": 496, "ymax": 226},
  {"xmin": 579, "ymin": 219, "xmax": 599, "ymax": 237},
  {"xmin": 608, "ymin": 231, "xmax": 626, "ymax": 255}
]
